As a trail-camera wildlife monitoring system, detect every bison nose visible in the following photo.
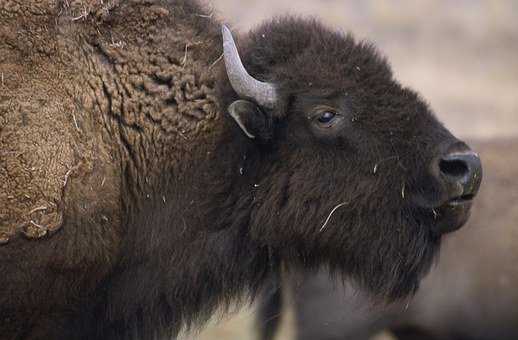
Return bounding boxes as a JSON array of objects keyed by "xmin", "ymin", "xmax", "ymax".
[
  {"xmin": 439, "ymin": 146, "xmax": 482, "ymax": 200},
  {"xmin": 429, "ymin": 143, "xmax": 482, "ymax": 235}
]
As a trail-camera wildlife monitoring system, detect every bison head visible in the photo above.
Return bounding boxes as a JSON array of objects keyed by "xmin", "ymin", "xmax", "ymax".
[{"xmin": 220, "ymin": 18, "xmax": 482, "ymax": 300}]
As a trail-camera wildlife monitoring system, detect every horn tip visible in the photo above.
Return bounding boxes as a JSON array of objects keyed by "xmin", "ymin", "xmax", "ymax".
[{"xmin": 221, "ymin": 24, "xmax": 231, "ymax": 37}]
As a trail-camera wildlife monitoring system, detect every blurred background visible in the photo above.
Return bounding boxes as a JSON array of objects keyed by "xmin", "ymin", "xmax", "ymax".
[{"xmin": 182, "ymin": 1, "xmax": 518, "ymax": 339}]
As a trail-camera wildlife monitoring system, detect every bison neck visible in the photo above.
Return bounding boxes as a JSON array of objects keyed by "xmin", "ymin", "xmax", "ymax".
[
  {"xmin": 72, "ymin": 3, "xmax": 278, "ymax": 333},
  {"xmin": 99, "ymin": 126, "xmax": 279, "ymax": 338}
]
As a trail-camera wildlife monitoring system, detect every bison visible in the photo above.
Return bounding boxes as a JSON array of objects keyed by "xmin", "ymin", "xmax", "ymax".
[
  {"xmin": 0, "ymin": 0, "xmax": 482, "ymax": 339},
  {"xmin": 256, "ymin": 139, "xmax": 516, "ymax": 340}
]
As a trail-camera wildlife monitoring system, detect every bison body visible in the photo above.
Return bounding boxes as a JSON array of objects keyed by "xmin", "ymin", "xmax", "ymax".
[{"xmin": 1, "ymin": 1, "xmax": 481, "ymax": 339}]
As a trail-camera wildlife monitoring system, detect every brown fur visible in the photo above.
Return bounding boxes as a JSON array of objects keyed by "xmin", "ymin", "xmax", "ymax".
[{"xmin": 1, "ymin": 0, "xmax": 220, "ymax": 336}]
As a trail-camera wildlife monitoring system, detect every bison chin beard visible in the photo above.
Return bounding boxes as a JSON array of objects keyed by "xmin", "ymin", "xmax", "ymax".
[
  {"xmin": 296, "ymin": 211, "xmax": 441, "ymax": 302},
  {"xmin": 353, "ymin": 232, "xmax": 439, "ymax": 302}
]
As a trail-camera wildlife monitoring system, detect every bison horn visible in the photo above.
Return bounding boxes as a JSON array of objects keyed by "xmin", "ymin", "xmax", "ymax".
[{"xmin": 222, "ymin": 25, "xmax": 278, "ymax": 109}]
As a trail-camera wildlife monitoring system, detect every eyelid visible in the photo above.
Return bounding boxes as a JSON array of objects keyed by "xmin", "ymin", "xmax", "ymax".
[{"xmin": 309, "ymin": 105, "xmax": 340, "ymax": 120}]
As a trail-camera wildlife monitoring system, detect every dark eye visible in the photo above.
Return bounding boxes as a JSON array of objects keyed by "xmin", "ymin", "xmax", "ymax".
[{"xmin": 317, "ymin": 111, "xmax": 336, "ymax": 124}]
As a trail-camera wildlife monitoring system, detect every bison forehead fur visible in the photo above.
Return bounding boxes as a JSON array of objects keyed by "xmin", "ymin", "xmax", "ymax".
[{"xmin": 0, "ymin": 0, "xmax": 473, "ymax": 339}]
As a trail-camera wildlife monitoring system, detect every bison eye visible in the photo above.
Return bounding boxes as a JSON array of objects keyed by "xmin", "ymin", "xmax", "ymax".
[
  {"xmin": 317, "ymin": 111, "xmax": 337, "ymax": 124},
  {"xmin": 309, "ymin": 106, "xmax": 343, "ymax": 133}
]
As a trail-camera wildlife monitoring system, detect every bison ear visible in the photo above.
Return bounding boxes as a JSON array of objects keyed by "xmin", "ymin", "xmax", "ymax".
[{"xmin": 228, "ymin": 100, "xmax": 272, "ymax": 141}]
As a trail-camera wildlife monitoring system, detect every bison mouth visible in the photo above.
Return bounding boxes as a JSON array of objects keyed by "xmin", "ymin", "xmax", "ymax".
[{"xmin": 431, "ymin": 194, "xmax": 474, "ymax": 234}]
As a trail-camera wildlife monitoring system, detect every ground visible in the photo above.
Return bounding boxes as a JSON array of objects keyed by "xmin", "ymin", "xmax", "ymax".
[{"xmin": 191, "ymin": 0, "xmax": 518, "ymax": 339}]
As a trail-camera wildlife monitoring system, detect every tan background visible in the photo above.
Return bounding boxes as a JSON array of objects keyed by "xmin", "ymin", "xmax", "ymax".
[{"xmin": 185, "ymin": 1, "xmax": 518, "ymax": 339}]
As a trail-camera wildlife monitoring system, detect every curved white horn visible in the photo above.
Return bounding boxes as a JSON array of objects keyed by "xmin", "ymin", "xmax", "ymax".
[{"xmin": 222, "ymin": 25, "xmax": 278, "ymax": 109}]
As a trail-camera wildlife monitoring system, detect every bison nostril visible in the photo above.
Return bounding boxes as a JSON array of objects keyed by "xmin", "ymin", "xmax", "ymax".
[{"xmin": 439, "ymin": 158, "xmax": 468, "ymax": 178}]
